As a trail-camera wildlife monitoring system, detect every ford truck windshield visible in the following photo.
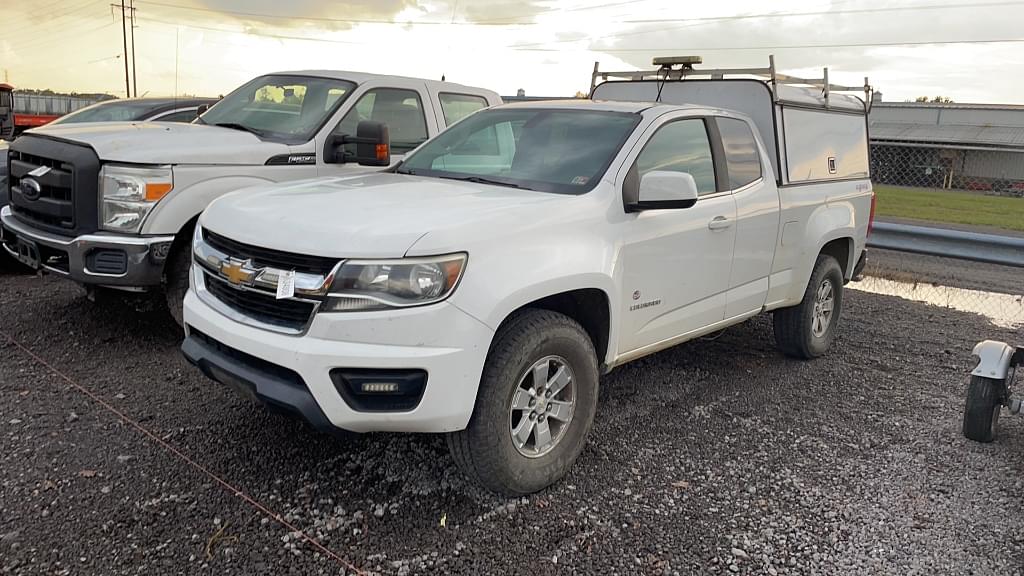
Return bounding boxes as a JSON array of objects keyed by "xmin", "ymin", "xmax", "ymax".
[
  {"xmin": 398, "ymin": 108, "xmax": 641, "ymax": 195},
  {"xmin": 198, "ymin": 74, "xmax": 356, "ymax": 143}
]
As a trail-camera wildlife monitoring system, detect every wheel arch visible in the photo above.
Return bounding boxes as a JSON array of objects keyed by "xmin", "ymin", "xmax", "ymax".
[{"xmin": 485, "ymin": 281, "xmax": 615, "ymax": 371}]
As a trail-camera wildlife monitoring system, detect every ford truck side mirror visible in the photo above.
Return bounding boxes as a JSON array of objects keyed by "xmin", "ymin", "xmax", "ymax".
[
  {"xmin": 628, "ymin": 170, "xmax": 700, "ymax": 211},
  {"xmin": 196, "ymin": 104, "xmax": 211, "ymax": 116},
  {"xmin": 325, "ymin": 120, "xmax": 391, "ymax": 166}
]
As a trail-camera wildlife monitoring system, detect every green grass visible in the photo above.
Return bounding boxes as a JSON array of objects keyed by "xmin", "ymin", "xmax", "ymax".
[{"xmin": 873, "ymin": 185, "xmax": 1024, "ymax": 233}]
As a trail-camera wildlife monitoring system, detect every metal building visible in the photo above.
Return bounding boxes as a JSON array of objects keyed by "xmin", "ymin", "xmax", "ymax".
[{"xmin": 869, "ymin": 100, "xmax": 1024, "ymax": 196}]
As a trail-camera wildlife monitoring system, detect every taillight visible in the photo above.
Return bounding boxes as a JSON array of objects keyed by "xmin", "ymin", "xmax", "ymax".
[{"xmin": 867, "ymin": 192, "xmax": 877, "ymax": 236}]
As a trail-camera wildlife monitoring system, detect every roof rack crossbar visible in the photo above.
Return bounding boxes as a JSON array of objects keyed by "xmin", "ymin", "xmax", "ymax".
[{"xmin": 590, "ymin": 55, "xmax": 872, "ymax": 110}]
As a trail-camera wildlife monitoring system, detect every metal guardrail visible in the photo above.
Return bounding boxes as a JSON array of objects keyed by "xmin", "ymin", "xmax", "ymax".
[{"xmin": 867, "ymin": 221, "xmax": 1024, "ymax": 268}]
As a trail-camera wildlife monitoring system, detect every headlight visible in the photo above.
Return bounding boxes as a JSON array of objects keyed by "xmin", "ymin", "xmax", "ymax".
[
  {"xmin": 100, "ymin": 165, "xmax": 173, "ymax": 232},
  {"xmin": 322, "ymin": 253, "xmax": 467, "ymax": 312}
]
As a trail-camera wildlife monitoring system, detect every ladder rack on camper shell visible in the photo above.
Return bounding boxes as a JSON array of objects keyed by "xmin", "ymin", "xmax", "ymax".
[{"xmin": 590, "ymin": 55, "xmax": 874, "ymax": 113}]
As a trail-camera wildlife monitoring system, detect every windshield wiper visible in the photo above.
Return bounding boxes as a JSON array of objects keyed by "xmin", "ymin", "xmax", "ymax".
[
  {"xmin": 213, "ymin": 122, "xmax": 265, "ymax": 137},
  {"xmin": 437, "ymin": 174, "xmax": 527, "ymax": 189}
]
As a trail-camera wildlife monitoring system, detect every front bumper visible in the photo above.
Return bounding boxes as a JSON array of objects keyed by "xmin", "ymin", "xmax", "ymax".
[
  {"xmin": 0, "ymin": 206, "xmax": 174, "ymax": 287},
  {"xmin": 181, "ymin": 281, "xmax": 495, "ymax": 434}
]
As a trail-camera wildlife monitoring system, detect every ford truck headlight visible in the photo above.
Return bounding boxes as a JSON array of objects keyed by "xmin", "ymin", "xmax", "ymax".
[
  {"xmin": 321, "ymin": 253, "xmax": 467, "ymax": 312},
  {"xmin": 100, "ymin": 165, "xmax": 173, "ymax": 233}
]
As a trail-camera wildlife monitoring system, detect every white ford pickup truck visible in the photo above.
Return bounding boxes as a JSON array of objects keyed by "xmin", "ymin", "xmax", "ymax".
[
  {"xmin": 0, "ymin": 71, "xmax": 500, "ymax": 323},
  {"xmin": 181, "ymin": 57, "xmax": 875, "ymax": 494}
]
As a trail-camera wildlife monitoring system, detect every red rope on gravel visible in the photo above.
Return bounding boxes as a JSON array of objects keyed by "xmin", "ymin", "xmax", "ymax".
[{"xmin": 1, "ymin": 329, "xmax": 364, "ymax": 576}]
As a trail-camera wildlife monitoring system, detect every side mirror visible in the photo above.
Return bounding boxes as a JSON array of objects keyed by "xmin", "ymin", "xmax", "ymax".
[
  {"xmin": 628, "ymin": 170, "xmax": 699, "ymax": 211},
  {"xmin": 196, "ymin": 104, "xmax": 210, "ymax": 116},
  {"xmin": 325, "ymin": 120, "xmax": 391, "ymax": 166}
]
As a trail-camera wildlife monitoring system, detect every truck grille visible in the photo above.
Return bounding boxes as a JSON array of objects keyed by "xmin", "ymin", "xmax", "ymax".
[
  {"xmin": 9, "ymin": 150, "xmax": 76, "ymax": 231},
  {"xmin": 204, "ymin": 272, "xmax": 317, "ymax": 331},
  {"xmin": 203, "ymin": 229, "xmax": 338, "ymax": 276},
  {"xmin": 7, "ymin": 135, "xmax": 101, "ymax": 236}
]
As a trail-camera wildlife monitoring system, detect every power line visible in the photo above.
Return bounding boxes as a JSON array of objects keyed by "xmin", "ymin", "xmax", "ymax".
[
  {"xmin": 6, "ymin": 21, "xmax": 115, "ymax": 53},
  {"xmin": 513, "ymin": 37, "xmax": 1024, "ymax": 53},
  {"xmin": 1, "ymin": 0, "xmax": 107, "ymax": 46},
  {"xmin": 133, "ymin": 0, "xmax": 534, "ymax": 26},
  {"xmin": 135, "ymin": 15, "xmax": 365, "ymax": 44},
  {"xmin": 509, "ymin": 0, "xmax": 1024, "ymax": 48}
]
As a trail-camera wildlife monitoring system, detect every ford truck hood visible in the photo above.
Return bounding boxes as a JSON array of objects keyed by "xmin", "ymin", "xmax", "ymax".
[
  {"xmin": 200, "ymin": 172, "xmax": 567, "ymax": 259},
  {"xmin": 27, "ymin": 121, "xmax": 296, "ymax": 165}
]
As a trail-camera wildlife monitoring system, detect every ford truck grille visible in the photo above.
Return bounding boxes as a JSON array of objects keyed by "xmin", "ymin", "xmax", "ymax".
[{"xmin": 8, "ymin": 136, "xmax": 100, "ymax": 236}]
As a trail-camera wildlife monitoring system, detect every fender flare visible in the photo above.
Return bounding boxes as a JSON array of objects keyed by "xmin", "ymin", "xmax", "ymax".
[{"xmin": 971, "ymin": 340, "xmax": 1017, "ymax": 380}]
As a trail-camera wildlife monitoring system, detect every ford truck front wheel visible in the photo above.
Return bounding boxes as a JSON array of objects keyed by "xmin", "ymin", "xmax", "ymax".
[{"xmin": 448, "ymin": 309, "xmax": 599, "ymax": 495}]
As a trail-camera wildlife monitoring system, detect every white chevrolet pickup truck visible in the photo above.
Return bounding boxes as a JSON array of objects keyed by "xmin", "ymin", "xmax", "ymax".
[
  {"xmin": 181, "ymin": 57, "xmax": 875, "ymax": 494},
  {"xmin": 0, "ymin": 71, "xmax": 500, "ymax": 323}
]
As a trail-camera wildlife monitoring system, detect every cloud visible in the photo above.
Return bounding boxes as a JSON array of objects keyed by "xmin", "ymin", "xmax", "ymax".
[{"xmin": 182, "ymin": 0, "xmax": 423, "ymax": 30}]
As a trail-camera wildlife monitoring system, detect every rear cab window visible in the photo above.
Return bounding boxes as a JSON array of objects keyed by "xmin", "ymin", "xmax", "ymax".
[{"xmin": 716, "ymin": 117, "xmax": 762, "ymax": 189}]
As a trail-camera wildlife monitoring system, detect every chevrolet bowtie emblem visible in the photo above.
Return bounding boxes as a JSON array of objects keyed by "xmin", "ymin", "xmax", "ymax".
[{"xmin": 219, "ymin": 258, "xmax": 256, "ymax": 286}]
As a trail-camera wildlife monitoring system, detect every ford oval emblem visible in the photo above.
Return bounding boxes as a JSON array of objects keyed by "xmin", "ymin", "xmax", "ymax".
[{"xmin": 21, "ymin": 178, "xmax": 42, "ymax": 201}]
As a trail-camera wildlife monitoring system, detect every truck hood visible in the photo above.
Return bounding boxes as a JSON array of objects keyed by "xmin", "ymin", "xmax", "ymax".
[
  {"xmin": 201, "ymin": 172, "xmax": 568, "ymax": 259},
  {"xmin": 28, "ymin": 121, "xmax": 294, "ymax": 165}
]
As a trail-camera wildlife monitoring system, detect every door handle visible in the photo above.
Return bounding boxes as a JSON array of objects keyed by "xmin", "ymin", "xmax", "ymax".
[{"xmin": 708, "ymin": 216, "xmax": 732, "ymax": 231}]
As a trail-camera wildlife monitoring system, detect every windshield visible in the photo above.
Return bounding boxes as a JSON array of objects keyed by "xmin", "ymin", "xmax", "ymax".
[
  {"xmin": 397, "ymin": 107, "xmax": 641, "ymax": 194},
  {"xmin": 198, "ymin": 74, "xmax": 356, "ymax": 142},
  {"xmin": 51, "ymin": 100, "xmax": 157, "ymax": 124}
]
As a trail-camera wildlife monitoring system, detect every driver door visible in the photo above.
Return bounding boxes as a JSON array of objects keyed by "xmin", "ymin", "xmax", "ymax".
[
  {"xmin": 617, "ymin": 117, "xmax": 738, "ymax": 354},
  {"xmin": 318, "ymin": 85, "xmax": 436, "ymax": 177}
]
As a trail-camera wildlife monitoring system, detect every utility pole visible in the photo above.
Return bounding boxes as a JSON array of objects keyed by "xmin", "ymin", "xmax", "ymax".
[
  {"xmin": 120, "ymin": 0, "xmax": 130, "ymax": 97},
  {"xmin": 130, "ymin": 0, "xmax": 137, "ymax": 98}
]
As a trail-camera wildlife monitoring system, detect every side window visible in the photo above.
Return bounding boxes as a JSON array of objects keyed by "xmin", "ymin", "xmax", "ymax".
[
  {"xmin": 152, "ymin": 109, "xmax": 198, "ymax": 123},
  {"xmin": 334, "ymin": 88, "xmax": 428, "ymax": 155},
  {"xmin": 717, "ymin": 117, "xmax": 762, "ymax": 189},
  {"xmin": 636, "ymin": 119, "xmax": 716, "ymax": 195},
  {"xmin": 439, "ymin": 93, "xmax": 488, "ymax": 126}
]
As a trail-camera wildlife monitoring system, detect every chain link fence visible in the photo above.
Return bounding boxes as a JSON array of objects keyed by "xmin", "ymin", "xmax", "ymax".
[
  {"xmin": 870, "ymin": 143, "xmax": 1024, "ymax": 197},
  {"xmin": 856, "ymin": 137, "xmax": 1024, "ymax": 328}
]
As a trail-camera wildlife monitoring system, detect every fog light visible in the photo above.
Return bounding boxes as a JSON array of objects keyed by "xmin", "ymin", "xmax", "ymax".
[
  {"xmin": 150, "ymin": 241, "xmax": 172, "ymax": 262},
  {"xmin": 331, "ymin": 368, "xmax": 427, "ymax": 412},
  {"xmin": 361, "ymin": 382, "xmax": 399, "ymax": 393}
]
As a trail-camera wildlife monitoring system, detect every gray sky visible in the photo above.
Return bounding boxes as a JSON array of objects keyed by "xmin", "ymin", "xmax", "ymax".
[{"xmin": 3, "ymin": 0, "xmax": 1024, "ymax": 103}]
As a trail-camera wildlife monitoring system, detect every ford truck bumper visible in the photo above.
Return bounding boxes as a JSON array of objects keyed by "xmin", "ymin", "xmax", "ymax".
[{"xmin": 1, "ymin": 206, "xmax": 174, "ymax": 288}]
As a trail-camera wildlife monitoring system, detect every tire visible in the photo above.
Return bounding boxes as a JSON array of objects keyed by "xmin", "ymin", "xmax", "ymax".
[
  {"xmin": 447, "ymin": 308, "xmax": 599, "ymax": 496},
  {"xmin": 963, "ymin": 375, "xmax": 1006, "ymax": 443},
  {"xmin": 163, "ymin": 240, "xmax": 191, "ymax": 328},
  {"xmin": 773, "ymin": 254, "xmax": 844, "ymax": 359}
]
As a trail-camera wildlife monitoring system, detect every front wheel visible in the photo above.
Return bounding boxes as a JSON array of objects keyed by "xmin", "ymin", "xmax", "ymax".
[
  {"xmin": 163, "ymin": 241, "xmax": 191, "ymax": 328},
  {"xmin": 447, "ymin": 309, "xmax": 599, "ymax": 496},
  {"xmin": 963, "ymin": 376, "xmax": 1006, "ymax": 443},
  {"xmin": 773, "ymin": 254, "xmax": 845, "ymax": 359}
]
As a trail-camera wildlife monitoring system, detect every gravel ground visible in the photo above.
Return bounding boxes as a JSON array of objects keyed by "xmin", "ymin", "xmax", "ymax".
[{"xmin": 2, "ymin": 262, "xmax": 1023, "ymax": 576}]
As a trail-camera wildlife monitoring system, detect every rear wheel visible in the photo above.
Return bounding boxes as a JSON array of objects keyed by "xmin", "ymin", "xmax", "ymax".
[
  {"xmin": 963, "ymin": 375, "xmax": 1006, "ymax": 443},
  {"xmin": 447, "ymin": 309, "xmax": 599, "ymax": 495},
  {"xmin": 773, "ymin": 254, "xmax": 844, "ymax": 359}
]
